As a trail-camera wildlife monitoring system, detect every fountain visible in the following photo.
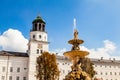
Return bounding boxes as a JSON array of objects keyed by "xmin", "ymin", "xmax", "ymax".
[{"xmin": 63, "ymin": 19, "xmax": 91, "ymax": 80}]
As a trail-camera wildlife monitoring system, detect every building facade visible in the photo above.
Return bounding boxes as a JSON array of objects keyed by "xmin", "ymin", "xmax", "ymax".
[{"xmin": 0, "ymin": 16, "xmax": 120, "ymax": 80}]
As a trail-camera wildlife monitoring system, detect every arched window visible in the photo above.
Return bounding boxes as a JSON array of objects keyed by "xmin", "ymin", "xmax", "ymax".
[
  {"xmin": 43, "ymin": 24, "xmax": 45, "ymax": 31},
  {"xmin": 39, "ymin": 24, "xmax": 41, "ymax": 31},
  {"xmin": 35, "ymin": 24, "xmax": 37, "ymax": 30}
]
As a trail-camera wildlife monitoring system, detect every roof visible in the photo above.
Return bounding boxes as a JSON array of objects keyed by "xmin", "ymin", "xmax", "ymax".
[
  {"xmin": 0, "ymin": 50, "xmax": 28, "ymax": 57},
  {"xmin": 56, "ymin": 55, "xmax": 120, "ymax": 64},
  {"xmin": 32, "ymin": 15, "xmax": 45, "ymax": 24},
  {"xmin": 91, "ymin": 58, "xmax": 120, "ymax": 64}
]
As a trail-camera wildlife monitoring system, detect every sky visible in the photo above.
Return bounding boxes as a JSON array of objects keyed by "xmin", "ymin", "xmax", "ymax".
[{"xmin": 0, "ymin": 0, "xmax": 120, "ymax": 59}]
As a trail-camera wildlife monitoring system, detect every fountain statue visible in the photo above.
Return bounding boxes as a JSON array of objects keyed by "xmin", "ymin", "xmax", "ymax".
[{"xmin": 63, "ymin": 19, "xmax": 91, "ymax": 80}]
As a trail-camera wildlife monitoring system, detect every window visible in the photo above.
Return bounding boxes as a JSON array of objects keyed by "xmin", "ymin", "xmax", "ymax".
[
  {"xmin": 95, "ymin": 72, "xmax": 98, "ymax": 75},
  {"xmin": 9, "ymin": 76, "xmax": 12, "ymax": 80},
  {"xmin": 37, "ymin": 49, "xmax": 39, "ymax": 54},
  {"xmin": 10, "ymin": 67, "xmax": 13, "ymax": 72},
  {"xmin": 115, "ymin": 72, "xmax": 117, "ymax": 75},
  {"xmin": 43, "ymin": 25, "xmax": 45, "ymax": 31},
  {"xmin": 110, "ymin": 72, "xmax": 112, "ymax": 75},
  {"xmin": 63, "ymin": 70, "xmax": 65, "ymax": 73},
  {"xmin": 68, "ymin": 70, "xmax": 70, "ymax": 73},
  {"xmin": 39, "ymin": 24, "xmax": 41, "ymax": 30},
  {"xmin": 23, "ymin": 77, "xmax": 26, "ymax": 80},
  {"xmin": 24, "ymin": 68, "xmax": 27, "ymax": 70},
  {"xmin": 2, "ymin": 67, "xmax": 5, "ymax": 72},
  {"xmin": 39, "ymin": 35, "xmax": 41, "ymax": 39},
  {"xmin": 17, "ymin": 68, "xmax": 20, "ymax": 72},
  {"xmin": 35, "ymin": 23, "xmax": 37, "ymax": 28},
  {"xmin": 110, "ymin": 66, "xmax": 111, "ymax": 68},
  {"xmin": 1, "ymin": 76, "xmax": 5, "ymax": 80},
  {"xmin": 40, "ymin": 50, "xmax": 43, "ymax": 53},
  {"xmin": 33, "ymin": 35, "xmax": 35, "ymax": 39},
  {"xmin": 16, "ymin": 76, "xmax": 19, "ymax": 80},
  {"xmin": 106, "ymin": 72, "xmax": 107, "ymax": 75},
  {"xmin": 105, "ymin": 65, "xmax": 107, "ymax": 68}
]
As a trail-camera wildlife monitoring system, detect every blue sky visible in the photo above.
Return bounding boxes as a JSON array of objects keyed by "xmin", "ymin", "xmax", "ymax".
[{"xmin": 0, "ymin": 0, "xmax": 120, "ymax": 58}]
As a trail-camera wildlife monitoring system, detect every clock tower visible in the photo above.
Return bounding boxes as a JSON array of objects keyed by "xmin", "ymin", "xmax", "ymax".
[{"xmin": 28, "ymin": 15, "xmax": 49, "ymax": 80}]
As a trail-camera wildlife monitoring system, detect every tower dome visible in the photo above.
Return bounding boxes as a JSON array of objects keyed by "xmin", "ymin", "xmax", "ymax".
[
  {"xmin": 32, "ymin": 15, "xmax": 45, "ymax": 24},
  {"xmin": 32, "ymin": 15, "xmax": 46, "ymax": 32}
]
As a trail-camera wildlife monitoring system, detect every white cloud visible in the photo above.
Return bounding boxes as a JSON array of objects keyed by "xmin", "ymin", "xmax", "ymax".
[
  {"xmin": 0, "ymin": 28, "xmax": 28, "ymax": 52},
  {"xmin": 81, "ymin": 40, "xmax": 119, "ymax": 59},
  {"xmin": 52, "ymin": 40, "xmax": 120, "ymax": 60}
]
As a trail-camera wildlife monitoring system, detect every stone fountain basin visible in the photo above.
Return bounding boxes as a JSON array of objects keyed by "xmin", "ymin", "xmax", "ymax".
[{"xmin": 64, "ymin": 50, "xmax": 89, "ymax": 60}]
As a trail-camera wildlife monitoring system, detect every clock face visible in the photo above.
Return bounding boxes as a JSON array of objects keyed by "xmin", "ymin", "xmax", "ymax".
[{"xmin": 38, "ymin": 44, "xmax": 42, "ymax": 49}]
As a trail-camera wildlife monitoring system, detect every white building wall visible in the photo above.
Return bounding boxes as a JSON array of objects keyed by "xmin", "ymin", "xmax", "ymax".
[
  {"xmin": 93, "ymin": 60, "xmax": 120, "ymax": 80},
  {"xmin": 0, "ymin": 54, "xmax": 120, "ymax": 80},
  {"xmin": 57, "ymin": 56, "xmax": 120, "ymax": 80},
  {"xmin": 28, "ymin": 31, "xmax": 49, "ymax": 80},
  {"xmin": 30, "ymin": 31, "xmax": 48, "ymax": 42},
  {"xmin": 57, "ymin": 59, "xmax": 72, "ymax": 80},
  {"xmin": 0, "ymin": 56, "xmax": 28, "ymax": 80}
]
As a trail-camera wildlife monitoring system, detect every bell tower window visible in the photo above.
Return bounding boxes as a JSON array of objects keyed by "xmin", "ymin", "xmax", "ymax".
[
  {"xmin": 33, "ymin": 35, "xmax": 35, "ymax": 39},
  {"xmin": 43, "ymin": 24, "xmax": 45, "ymax": 31},
  {"xmin": 34, "ymin": 23, "xmax": 37, "ymax": 31},
  {"xmin": 32, "ymin": 15, "xmax": 46, "ymax": 32},
  {"xmin": 39, "ymin": 24, "xmax": 41, "ymax": 31}
]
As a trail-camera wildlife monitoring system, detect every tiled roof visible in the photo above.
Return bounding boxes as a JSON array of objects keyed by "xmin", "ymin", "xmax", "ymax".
[{"xmin": 0, "ymin": 50, "xmax": 29, "ymax": 57}]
